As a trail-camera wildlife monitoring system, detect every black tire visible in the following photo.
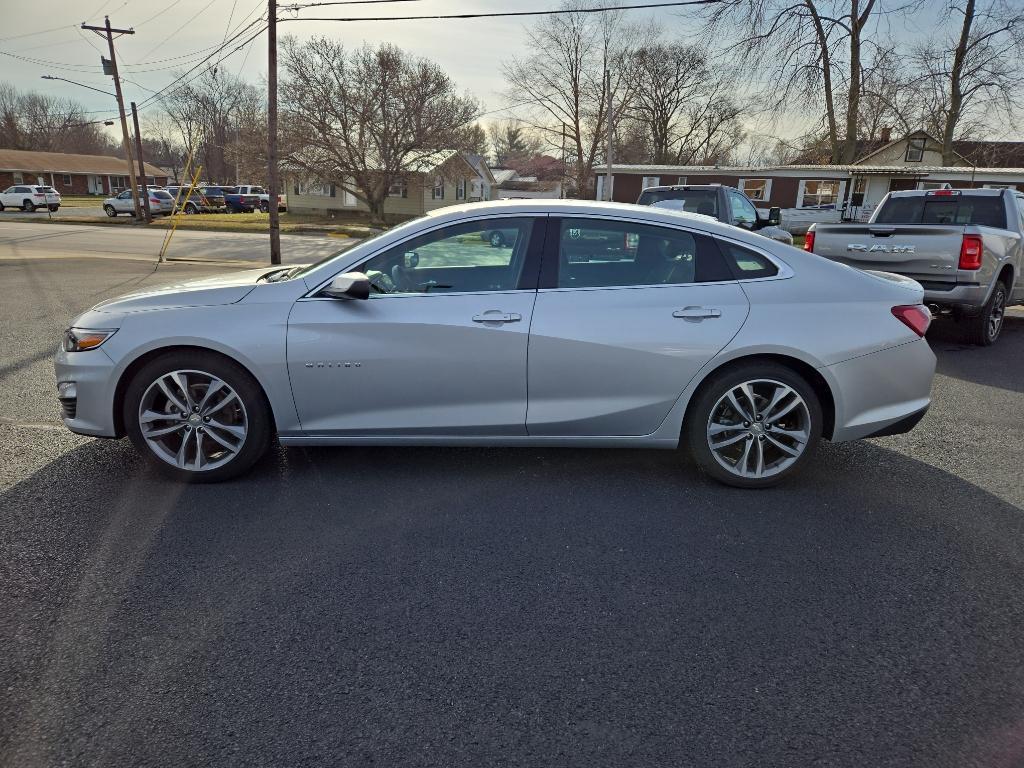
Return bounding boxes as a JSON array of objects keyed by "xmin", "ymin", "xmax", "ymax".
[
  {"xmin": 685, "ymin": 361, "xmax": 823, "ymax": 489},
  {"xmin": 104, "ymin": 204, "xmax": 117, "ymax": 217},
  {"xmin": 48, "ymin": 205, "xmax": 59, "ymax": 212},
  {"xmin": 259, "ymin": 200, "xmax": 269, "ymax": 213},
  {"xmin": 0, "ymin": 202, "xmax": 5, "ymax": 212},
  {"xmin": 488, "ymin": 231, "xmax": 505, "ymax": 248},
  {"xmin": 123, "ymin": 351, "xmax": 272, "ymax": 483},
  {"xmin": 22, "ymin": 199, "xmax": 35, "ymax": 212},
  {"xmin": 184, "ymin": 203, "xmax": 198, "ymax": 215},
  {"xmin": 963, "ymin": 281, "xmax": 1007, "ymax": 347}
]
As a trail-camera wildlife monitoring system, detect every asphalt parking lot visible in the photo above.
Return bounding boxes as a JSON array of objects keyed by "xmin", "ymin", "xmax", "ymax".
[{"xmin": 2, "ymin": 253, "xmax": 1023, "ymax": 767}]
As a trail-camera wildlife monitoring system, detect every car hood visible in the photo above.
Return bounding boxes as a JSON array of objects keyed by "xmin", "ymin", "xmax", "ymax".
[{"xmin": 91, "ymin": 266, "xmax": 281, "ymax": 313}]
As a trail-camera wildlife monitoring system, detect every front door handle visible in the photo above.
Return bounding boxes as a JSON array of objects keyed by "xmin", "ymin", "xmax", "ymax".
[
  {"xmin": 673, "ymin": 307, "xmax": 721, "ymax": 319},
  {"xmin": 472, "ymin": 311, "xmax": 522, "ymax": 323}
]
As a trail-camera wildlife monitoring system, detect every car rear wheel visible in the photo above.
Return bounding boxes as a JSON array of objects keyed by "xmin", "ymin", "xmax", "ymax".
[
  {"xmin": 104, "ymin": 204, "xmax": 117, "ymax": 217},
  {"xmin": 22, "ymin": 199, "xmax": 35, "ymax": 212},
  {"xmin": 963, "ymin": 281, "xmax": 1007, "ymax": 347},
  {"xmin": 259, "ymin": 200, "xmax": 269, "ymax": 213},
  {"xmin": 48, "ymin": 205, "xmax": 59, "ymax": 212},
  {"xmin": 184, "ymin": 203, "xmax": 198, "ymax": 215},
  {"xmin": 124, "ymin": 352, "xmax": 272, "ymax": 482},
  {"xmin": 685, "ymin": 362, "xmax": 822, "ymax": 488}
]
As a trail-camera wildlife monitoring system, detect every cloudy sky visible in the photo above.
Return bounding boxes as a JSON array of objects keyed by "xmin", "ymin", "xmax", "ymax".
[{"xmin": 2, "ymin": 0, "xmax": 1021, "ymax": 146}]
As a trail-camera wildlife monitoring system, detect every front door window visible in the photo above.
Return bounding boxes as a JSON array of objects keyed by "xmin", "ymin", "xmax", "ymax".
[{"xmin": 357, "ymin": 217, "xmax": 535, "ymax": 295}]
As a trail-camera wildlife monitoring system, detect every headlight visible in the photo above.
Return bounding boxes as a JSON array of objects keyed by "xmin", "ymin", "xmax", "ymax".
[{"xmin": 62, "ymin": 328, "xmax": 117, "ymax": 352}]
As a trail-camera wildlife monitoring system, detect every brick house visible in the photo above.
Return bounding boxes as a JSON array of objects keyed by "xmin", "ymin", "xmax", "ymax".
[
  {"xmin": 595, "ymin": 131, "xmax": 1024, "ymax": 232},
  {"xmin": 0, "ymin": 148, "xmax": 168, "ymax": 195}
]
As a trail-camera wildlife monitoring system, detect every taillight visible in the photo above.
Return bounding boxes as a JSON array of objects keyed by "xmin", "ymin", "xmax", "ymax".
[
  {"xmin": 892, "ymin": 305, "xmax": 932, "ymax": 337},
  {"xmin": 33, "ymin": 193, "xmax": 44, "ymax": 198},
  {"xmin": 959, "ymin": 235, "xmax": 982, "ymax": 270},
  {"xmin": 803, "ymin": 230, "xmax": 815, "ymax": 252}
]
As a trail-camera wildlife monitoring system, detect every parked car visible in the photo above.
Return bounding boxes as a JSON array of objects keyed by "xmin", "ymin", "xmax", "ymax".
[
  {"xmin": 236, "ymin": 184, "xmax": 287, "ymax": 212},
  {"xmin": 0, "ymin": 184, "xmax": 61, "ymax": 212},
  {"xmin": 166, "ymin": 186, "xmax": 217, "ymax": 214},
  {"xmin": 806, "ymin": 188, "xmax": 1024, "ymax": 346},
  {"xmin": 195, "ymin": 185, "xmax": 227, "ymax": 212},
  {"xmin": 55, "ymin": 200, "xmax": 936, "ymax": 487},
  {"xmin": 103, "ymin": 188, "xmax": 175, "ymax": 217},
  {"xmin": 636, "ymin": 184, "xmax": 794, "ymax": 245},
  {"xmin": 216, "ymin": 186, "xmax": 261, "ymax": 213}
]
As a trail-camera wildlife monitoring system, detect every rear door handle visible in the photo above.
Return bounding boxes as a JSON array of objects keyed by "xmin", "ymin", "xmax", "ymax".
[
  {"xmin": 673, "ymin": 307, "xmax": 721, "ymax": 319},
  {"xmin": 472, "ymin": 311, "xmax": 522, "ymax": 323}
]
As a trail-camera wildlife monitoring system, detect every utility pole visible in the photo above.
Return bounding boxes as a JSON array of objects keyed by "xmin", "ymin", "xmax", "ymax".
[
  {"xmin": 267, "ymin": 0, "xmax": 282, "ymax": 264},
  {"xmin": 83, "ymin": 17, "xmax": 140, "ymax": 219},
  {"xmin": 604, "ymin": 70, "xmax": 613, "ymax": 202},
  {"xmin": 131, "ymin": 102, "xmax": 152, "ymax": 222}
]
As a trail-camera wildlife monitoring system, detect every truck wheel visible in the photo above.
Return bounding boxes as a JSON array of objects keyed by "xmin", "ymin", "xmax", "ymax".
[
  {"xmin": 259, "ymin": 200, "xmax": 269, "ymax": 213},
  {"xmin": 963, "ymin": 281, "xmax": 1007, "ymax": 346}
]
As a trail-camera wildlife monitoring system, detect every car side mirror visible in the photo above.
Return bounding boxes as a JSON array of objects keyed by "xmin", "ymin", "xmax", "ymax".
[
  {"xmin": 322, "ymin": 271, "xmax": 371, "ymax": 300},
  {"xmin": 766, "ymin": 207, "xmax": 781, "ymax": 226}
]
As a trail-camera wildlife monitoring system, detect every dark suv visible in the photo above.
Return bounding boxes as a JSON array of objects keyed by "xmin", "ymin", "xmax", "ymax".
[{"xmin": 636, "ymin": 184, "xmax": 792, "ymax": 245}]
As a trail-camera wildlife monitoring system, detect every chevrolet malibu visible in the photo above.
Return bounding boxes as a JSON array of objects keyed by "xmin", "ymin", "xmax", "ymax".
[{"xmin": 55, "ymin": 200, "xmax": 936, "ymax": 488}]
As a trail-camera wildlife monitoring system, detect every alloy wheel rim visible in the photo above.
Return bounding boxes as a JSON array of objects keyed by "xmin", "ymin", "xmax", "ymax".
[
  {"xmin": 989, "ymin": 290, "xmax": 1005, "ymax": 340},
  {"xmin": 138, "ymin": 369, "xmax": 247, "ymax": 471},
  {"xmin": 706, "ymin": 379, "xmax": 811, "ymax": 479}
]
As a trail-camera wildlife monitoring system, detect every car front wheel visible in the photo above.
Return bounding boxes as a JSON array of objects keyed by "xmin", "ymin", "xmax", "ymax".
[
  {"xmin": 685, "ymin": 362, "xmax": 822, "ymax": 488},
  {"xmin": 104, "ymin": 204, "xmax": 117, "ymax": 217},
  {"xmin": 124, "ymin": 352, "xmax": 272, "ymax": 482}
]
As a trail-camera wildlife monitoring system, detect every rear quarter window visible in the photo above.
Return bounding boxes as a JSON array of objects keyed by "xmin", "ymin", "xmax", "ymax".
[{"xmin": 718, "ymin": 241, "xmax": 779, "ymax": 279}]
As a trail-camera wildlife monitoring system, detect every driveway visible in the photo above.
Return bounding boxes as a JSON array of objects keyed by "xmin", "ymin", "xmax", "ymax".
[{"xmin": 1, "ymin": 254, "xmax": 1023, "ymax": 767}]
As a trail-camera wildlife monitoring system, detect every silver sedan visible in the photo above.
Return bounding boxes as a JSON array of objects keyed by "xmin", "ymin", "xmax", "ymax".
[{"xmin": 54, "ymin": 200, "xmax": 936, "ymax": 488}]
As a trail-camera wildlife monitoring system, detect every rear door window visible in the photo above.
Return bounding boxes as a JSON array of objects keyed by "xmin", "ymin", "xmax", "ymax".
[
  {"xmin": 875, "ymin": 194, "xmax": 1007, "ymax": 228},
  {"xmin": 554, "ymin": 219, "xmax": 733, "ymax": 288}
]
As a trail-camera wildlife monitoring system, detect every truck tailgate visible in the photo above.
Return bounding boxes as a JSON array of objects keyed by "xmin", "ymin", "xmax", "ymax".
[{"xmin": 813, "ymin": 224, "xmax": 963, "ymax": 287}]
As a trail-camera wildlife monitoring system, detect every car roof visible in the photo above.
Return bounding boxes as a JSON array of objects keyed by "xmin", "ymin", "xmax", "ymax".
[{"xmin": 422, "ymin": 198, "xmax": 767, "ymax": 245}]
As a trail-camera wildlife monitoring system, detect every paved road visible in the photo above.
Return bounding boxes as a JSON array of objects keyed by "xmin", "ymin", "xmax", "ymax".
[
  {"xmin": 2, "ymin": 255, "xmax": 1023, "ymax": 768},
  {"xmin": 0, "ymin": 220, "xmax": 346, "ymax": 265}
]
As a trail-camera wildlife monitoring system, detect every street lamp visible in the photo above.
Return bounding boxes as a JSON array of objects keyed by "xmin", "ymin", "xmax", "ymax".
[{"xmin": 40, "ymin": 75, "xmax": 115, "ymax": 98}]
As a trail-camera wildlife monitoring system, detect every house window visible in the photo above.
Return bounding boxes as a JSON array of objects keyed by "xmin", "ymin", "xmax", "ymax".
[
  {"xmin": 388, "ymin": 180, "xmax": 408, "ymax": 198},
  {"xmin": 432, "ymin": 176, "xmax": 444, "ymax": 200},
  {"xmin": 799, "ymin": 180, "xmax": 841, "ymax": 208},
  {"xmin": 982, "ymin": 184, "xmax": 1012, "ymax": 189},
  {"xmin": 738, "ymin": 178, "xmax": 772, "ymax": 201},
  {"xmin": 905, "ymin": 137, "xmax": 926, "ymax": 162},
  {"xmin": 13, "ymin": 172, "xmax": 23, "ymax": 184},
  {"xmin": 918, "ymin": 181, "xmax": 950, "ymax": 190},
  {"xmin": 677, "ymin": 176, "xmax": 687, "ymax": 185},
  {"xmin": 641, "ymin": 176, "xmax": 660, "ymax": 189},
  {"xmin": 62, "ymin": 174, "xmax": 72, "ymax": 186},
  {"xmin": 456, "ymin": 179, "xmax": 466, "ymax": 200},
  {"xmin": 299, "ymin": 181, "xmax": 330, "ymax": 196}
]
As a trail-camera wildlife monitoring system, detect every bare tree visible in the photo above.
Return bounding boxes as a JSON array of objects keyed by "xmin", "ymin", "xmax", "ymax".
[
  {"xmin": 914, "ymin": 0, "xmax": 1024, "ymax": 163},
  {"xmin": 0, "ymin": 82, "xmax": 119, "ymax": 155},
  {"xmin": 160, "ymin": 68, "xmax": 264, "ymax": 183},
  {"xmin": 280, "ymin": 37, "xmax": 478, "ymax": 225},
  {"xmin": 698, "ymin": 0, "xmax": 913, "ymax": 162},
  {"xmin": 503, "ymin": 0, "xmax": 643, "ymax": 197}
]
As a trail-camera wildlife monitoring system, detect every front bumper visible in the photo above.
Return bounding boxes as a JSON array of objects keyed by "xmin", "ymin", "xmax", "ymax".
[
  {"xmin": 827, "ymin": 337, "xmax": 936, "ymax": 442},
  {"xmin": 53, "ymin": 345, "xmax": 119, "ymax": 437}
]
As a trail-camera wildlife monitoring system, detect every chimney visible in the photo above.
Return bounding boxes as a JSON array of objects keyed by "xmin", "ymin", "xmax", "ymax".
[{"xmin": 880, "ymin": 126, "xmax": 892, "ymax": 143}]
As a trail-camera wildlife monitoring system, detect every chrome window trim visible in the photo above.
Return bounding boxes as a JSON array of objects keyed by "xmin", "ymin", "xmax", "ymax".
[{"xmin": 297, "ymin": 288, "xmax": 538, "ymax": 303}]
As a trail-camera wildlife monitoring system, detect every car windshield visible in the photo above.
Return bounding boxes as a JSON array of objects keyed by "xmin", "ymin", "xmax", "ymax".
[
  {"xmin": 875, "ymin": 194, "xmax": 1007, "ymax": 228},
  {"xmin": 637, "ymin": 188, "xmax": 719, "ymax": 217},
  {"xmin": 220, "ymin": 187, "xmax": 238, "ymax": 194},
  {"xmin": 152, "ymin": 191, "xmax": 173, "ymax": 199},
  {"xmin": 248, "ymin": 186, "xmax": 266, "ymax": 194}
]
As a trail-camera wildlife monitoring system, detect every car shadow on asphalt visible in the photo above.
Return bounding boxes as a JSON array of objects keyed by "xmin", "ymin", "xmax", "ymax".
[
  {"xmin": 2, "ymin": 433, "xmax": 1023, "ymax": 766},
  {"xmin": 927, "ymin": 314, "xmax": 1023, "ymax": 394}
]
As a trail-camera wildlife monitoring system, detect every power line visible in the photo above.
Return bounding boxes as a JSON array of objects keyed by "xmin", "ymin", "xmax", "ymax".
[
  {"xmin": 285, "ymin": 0, "xmax": 722, "ymax": 22},
  {"xmin": 284, "ymin": 0, "xmax": 426, "ymax": 7},
  {"xmin": 137, "ymin": 2, "xmax": 219, "ymax": 61},
  {"xmin": 0, "ymin": 24, "xmax": 76, "ymax": 43},
  {"xmin": 130, "ymin": 0, "xmax": 187, "ymax": 29}
]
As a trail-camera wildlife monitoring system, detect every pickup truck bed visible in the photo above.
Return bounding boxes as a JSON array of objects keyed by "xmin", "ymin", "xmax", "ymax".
[{"xmin": 807, "ymin": 188, "xmax": 1024, "ymax": 346}]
